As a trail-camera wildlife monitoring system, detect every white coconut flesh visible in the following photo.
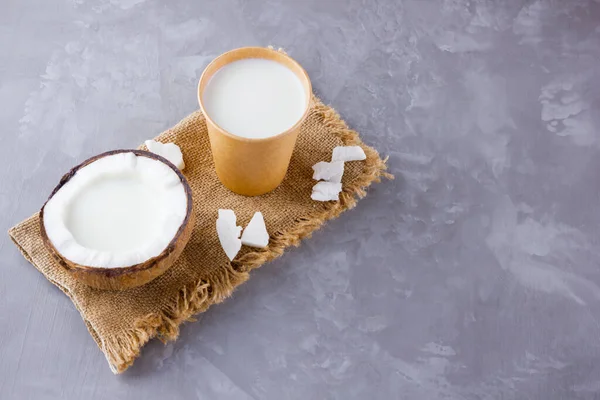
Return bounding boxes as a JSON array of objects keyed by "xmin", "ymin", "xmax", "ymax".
[
  {"xmin": 43, "ymin": 152, "xmax": 188, "ymax": 268},
  {"xmin": 311, "ymin": 181, "xmax": 342, "ymax": 201},
  {"xmin": 241, "ymin": 212, "xmax": 269, "ymax": 248},
  {"xmin": 331, "ymin": 146, "xmax": 366, "ymax": 162},
  {"xmin": 144, "ymin": 140, "xmax": 185, "ymax": 170},
  {"xmin": 312, "ymin": 161, "xmax": 344, "ymax": 183},
  {"xmin": 216, "ymin": 209, "xmax": 242, "ymax": 261}
]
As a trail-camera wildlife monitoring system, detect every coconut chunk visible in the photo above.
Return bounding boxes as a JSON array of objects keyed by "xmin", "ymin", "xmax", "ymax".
[
  {"xmin": 145, "ymin": 140, "xmax": 185, "ymax": 170},
  {"xmin": 216, "ymin": 209, "xmax": 242, "ymax": 260},
  {"xmin": 312, "ymin": 161, "xmax": 344, "ymax": 183},
  {"xmin": 331, "ymin": 146, "xmax": 366, "ymax": 162},
  {"xmin": 241, "ymin": 212, "xmax": 269, "ymax": 248},
  {"xmin": 311, "ymin": 181, "xmax": 342, "ymax": 201}
]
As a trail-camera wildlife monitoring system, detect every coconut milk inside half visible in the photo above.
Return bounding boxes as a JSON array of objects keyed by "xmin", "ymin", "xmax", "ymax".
[
  {"xmin": 202, "ymin": 58, "xmax": 307, "ymax": 139},
  {"xmin": 65, "ymin": 174, "xmax": 161, "ymax": 252}
]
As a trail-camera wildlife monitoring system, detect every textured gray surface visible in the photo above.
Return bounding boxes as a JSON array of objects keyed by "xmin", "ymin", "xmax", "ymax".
[{"xmin": 1, "ymin": 0, "xmax": 600, "ymax": 398}]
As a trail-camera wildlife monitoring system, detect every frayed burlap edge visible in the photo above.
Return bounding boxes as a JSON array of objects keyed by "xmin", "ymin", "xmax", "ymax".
[{"xmin": 10, "ymin": 98, "xmax": 392, "ymax": 374}]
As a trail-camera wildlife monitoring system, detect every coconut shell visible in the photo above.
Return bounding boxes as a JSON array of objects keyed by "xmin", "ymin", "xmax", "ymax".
[{"xmin": 39, "ymin": 149, "xmax": 195, "ymax": 291}]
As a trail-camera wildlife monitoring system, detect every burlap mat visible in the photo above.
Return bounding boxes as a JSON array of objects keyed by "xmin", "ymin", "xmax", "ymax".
[{"xmin": 8, "ymin": 97, "xmax": 390, "ymax": 374}]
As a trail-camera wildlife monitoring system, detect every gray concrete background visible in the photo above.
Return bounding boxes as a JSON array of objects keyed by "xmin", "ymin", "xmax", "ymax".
[{"xmin": 1, "ymin": 0, "xmax": 600, "ymax": 399}]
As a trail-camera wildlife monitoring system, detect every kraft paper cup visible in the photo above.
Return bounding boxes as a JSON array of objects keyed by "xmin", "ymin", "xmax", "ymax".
[{"xmin": 198, "ymin": 47, "xmax": 312, "ymax": 196}]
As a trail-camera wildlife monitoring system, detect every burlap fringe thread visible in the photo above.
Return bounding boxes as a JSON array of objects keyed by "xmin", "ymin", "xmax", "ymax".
[{"xmin": 32, "ymin": 101, "xmax": 393, "ymax": 374}]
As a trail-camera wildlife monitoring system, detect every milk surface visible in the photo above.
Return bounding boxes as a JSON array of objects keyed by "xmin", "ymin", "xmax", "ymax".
[{"xmin": 203, "ymin": 58, "xmax": 307, "ymax": 139}]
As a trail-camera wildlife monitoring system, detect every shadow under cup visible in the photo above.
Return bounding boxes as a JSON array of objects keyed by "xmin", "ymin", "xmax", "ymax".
[{"xmin": 197, "ymin": 47, "xmax": 312, "ymax": 197}]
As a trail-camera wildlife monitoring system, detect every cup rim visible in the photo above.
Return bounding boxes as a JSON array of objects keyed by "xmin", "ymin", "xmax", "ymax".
[{"xmin": 197, "ymin": 46, "xmax": 312, "ymax": 143}]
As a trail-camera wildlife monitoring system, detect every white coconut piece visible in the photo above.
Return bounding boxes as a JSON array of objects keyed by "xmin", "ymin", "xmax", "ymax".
[
  {"xmin": 311, "ymin": 181, "xmax": 342, "ymax": 202},
  {"xmin": 312, "ymin": 161, "xmax": 344, "ymax": 183},
  {"xmin": 331, "ymin": 146, "xmax": 366, "ymax": 162},
  {"xmin": 42, "ymin": 152, "xmax": 188, "ymax": 268},
  {"xmin": 241, "ymin": 212, "xmax": 269, "ymax": 248},
  {"xmin": 216, "ymin": 209, "xmax": 242, "ymax": 261},
  {"xmin": 145, "ymin": 140, "xmax": 185, "ymax": 170}
]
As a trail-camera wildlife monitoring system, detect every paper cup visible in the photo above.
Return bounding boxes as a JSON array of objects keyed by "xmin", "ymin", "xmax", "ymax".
[{"xmin": 198, "ymin": 47, "xmax": 312, "ymax": 196}]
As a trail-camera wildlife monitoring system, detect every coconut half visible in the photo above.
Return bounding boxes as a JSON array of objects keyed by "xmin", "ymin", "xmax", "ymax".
[{"xmin": 40, "ymin": 150, "xmax": 194, "ymax": 290}]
